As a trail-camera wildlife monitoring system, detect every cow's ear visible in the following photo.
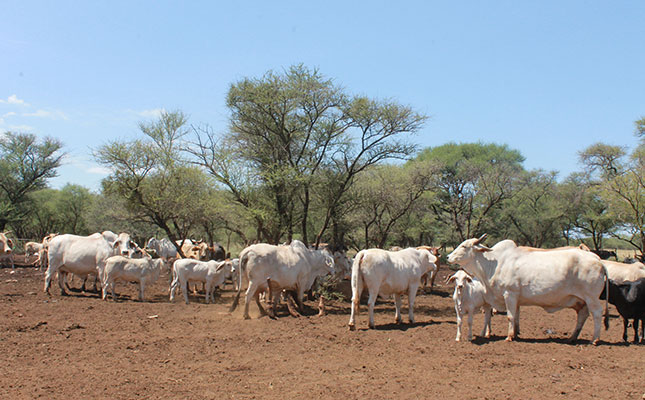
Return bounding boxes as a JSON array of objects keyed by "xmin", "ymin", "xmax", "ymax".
[
  {"xmin": 626, "ymin": 282, "xmax": 639, "ymax": 303},
  {"xmin": 113, "ymin": 241, "xmax": 119, "ymax": 249},
  {"xmin": 465, "ymin": 275, "xmax": 473, "ymax": 283},
  {"xmin": 446, "ymin": 274, "xmax": 457, "ymax": 285},
  {"xmin": 7, "ymin": 239, "xmax": 13, "ymax": 246},
  {"xmin": 215, "ymin": 261, "xmax": 228, "ymax": 272}
]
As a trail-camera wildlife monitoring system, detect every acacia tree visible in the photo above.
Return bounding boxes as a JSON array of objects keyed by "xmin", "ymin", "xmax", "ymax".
[
  {"xmin": 558, "ymin": 172, "xmax": 616, "ymax": 250},
  {"xmin": 0, "ymin": 132, "xmax": 64, "ymax": 232},
  {"xmin": 498, "ymin": 170, "xmax": 568, "ymax": 247},
  {"xmin": 190, "ymin": 65, "xmax": 426, "ymax": 248},
  {"xmin": 347, "ymin": 163, "xmax": 433, "ymax": 248},
  {"xmin": 94, "ymin": 110, "xmax": 210, "ymax": 255},
  {"xmin": 579, "ymin": 141, "xmax": 645, "ymax": 254},
  {"xmin": 417, "ymin": 142, "xmax": 525, "ymax": 244}
]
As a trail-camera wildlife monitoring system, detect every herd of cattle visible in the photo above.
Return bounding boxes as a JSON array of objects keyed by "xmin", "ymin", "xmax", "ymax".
[{"xmin": 1, "ymin": 230, "xmax": 644, "ymax": 344}]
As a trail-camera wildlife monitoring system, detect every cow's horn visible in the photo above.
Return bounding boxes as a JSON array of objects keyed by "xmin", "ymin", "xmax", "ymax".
[{"xmin": 475, "ymin": 233, "xmax": 488, "ymax": 244}]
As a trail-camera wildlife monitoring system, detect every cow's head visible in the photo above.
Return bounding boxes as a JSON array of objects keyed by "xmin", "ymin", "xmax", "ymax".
[
  {"xmin": 146, "ymin": 237, "xmax": 158, "ymax": 249},
  {"xmin": 446, "ymin": 270, "xmax": 472, "ymax": 290},
  {"xmin": 322, "ymin": 251, "xmax": 336, "ymax": 277},
  {"xmin": 447, "ymin": 234, "xmax": 491, "ymax": 266},
  {"xmin": 0, "ymin": 233, "xmax": 12, "ymax": 255},
  {"xmin": 331, "ymin": 251, "xmax": 351, "ymax": 280},
  {"xmin": 112, "ymin": 232, "xmax": 136, "ymax": 256}
]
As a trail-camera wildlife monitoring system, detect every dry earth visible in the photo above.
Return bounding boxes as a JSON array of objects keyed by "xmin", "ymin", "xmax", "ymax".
[{"xmin": 0, "ymin": 265, "xmax": 643, "ymax": 399}]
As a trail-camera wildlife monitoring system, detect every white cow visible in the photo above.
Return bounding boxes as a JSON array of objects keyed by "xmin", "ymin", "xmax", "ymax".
[
  {"xmin": 230, "ymin": 240, "xmax": 335, "ymax": 319},
  {"xmin": 24, "ymin": 241, "xmax": 43, "ymax": 257},
  {"xmin": 602, "ymin": 260, "xmax": 645, "ymax": 284},
  {"xmin": 447, "ymin": 270, "xmax": 494, "ymax": 342},
  {"xmin": 44, "ymin": 231, "xmax": 135, "ymax": 295},
  {"xmin": 37, "ymin": 233, "xmax": 58, "ymax": 270},
  {"xmin": 170, "ymin": 259, "xmax": 232, "ymax": 304},
  {"xmin": 447, "ymin": 234, "xmax": 609, "ymax": 344},
  {"xmin": 0, "ymin": 232, "xmax": 14, "ymax": 269},
  {"xmin": 146, "ymin": 237, "xmax": 178, "ymax": 260},
  {"xmin": 347, "ymin": 247, "xmax": 437, "ymax": 330},
  {"xmin": 102, "ymin": 255, "xmax": 165, "ymax": 301}
]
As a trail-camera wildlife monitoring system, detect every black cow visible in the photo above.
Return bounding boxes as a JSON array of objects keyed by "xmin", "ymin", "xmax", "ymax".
[
  {"xmin": 600, "ymin": 278, "xmax": 645, "ymax": 343},
  {"xmin": 591, "ymin": 249, "xmax": 618, "ymax": 260}
]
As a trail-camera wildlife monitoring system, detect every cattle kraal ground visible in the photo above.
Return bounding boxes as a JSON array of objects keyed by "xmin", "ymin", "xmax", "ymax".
[{"xmin": 0, "ymin": 267, "xmax": 643, "ymax": 400}]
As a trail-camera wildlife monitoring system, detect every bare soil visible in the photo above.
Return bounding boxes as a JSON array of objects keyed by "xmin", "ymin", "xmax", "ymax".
[{"xmin": 1, "ymin": 266, "xmax": 643, "ymax": 399}]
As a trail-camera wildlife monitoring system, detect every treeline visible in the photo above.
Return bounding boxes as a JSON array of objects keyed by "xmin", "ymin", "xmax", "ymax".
[{"xmin": 1, "ymin": 65, "xmax": 644, "ymax": 255}]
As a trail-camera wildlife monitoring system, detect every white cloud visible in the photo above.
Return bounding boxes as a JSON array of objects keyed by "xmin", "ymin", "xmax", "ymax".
[
  {"xmin": 22, "ymin": 109, "xmax": 68, "ymax": 120},
  {"xmin": 87, "ymin": 166, "xmax": 111, "ymax": 175},
  {"xmin": 65, "ymin": 155, "xmax": 111, "ymax": 176},
  {"xmin": 130, "ymin": 108, "xmax": 166, "ymax": 119},
  {"xmin": 0, "ymin": 94, "xmax": 29, "ymax": 106},
  {"xmin": 5, "ymin": 124, "xmax": 36, "ymax": 132},
  {"xmin": 2, "ymin": 112, "xmax": 16, "ymax": 118}
]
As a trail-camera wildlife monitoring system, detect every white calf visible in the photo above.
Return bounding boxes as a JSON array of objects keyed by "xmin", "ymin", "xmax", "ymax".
[
  {"xmin": 447, "ymin": 270, "xmax": 493, "ymax": 341},
  {"xmin": 102, "ymin": 256, "xmax": 164, "ymax": 301},
  {"xmin": 170, "ymin": 259, "xmax": 232, "ymax": 304}
]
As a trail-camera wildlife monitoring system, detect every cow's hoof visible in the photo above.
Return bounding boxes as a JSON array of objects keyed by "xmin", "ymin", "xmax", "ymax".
[
  {"xmin": 592, "ymin": 339, "xmax": 601, "ymax": 346},
  {"xmin": 348, "ymin": 324, "xmax": 356, "ymax": 331},
  {"xmin": 505, "ymin": 336, "xmax": 514, "ymax": 342},
  {"xmin": 395, "ymin": 319, "xmax": 402, "ymax": 325},
  {"xmin": 368, "ymin": 324, "xmax": 375, "ymax": 329}
]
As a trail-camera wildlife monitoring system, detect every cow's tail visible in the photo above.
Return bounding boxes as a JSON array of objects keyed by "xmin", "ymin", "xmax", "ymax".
[
  {"xmin": 602, "ymin": 264, "xmax": 609, "ymax": 330},
  {"xmin": 229, "ymin": 250, "xmax": 247, "ymax": 313},
  {"xmin": 350, "ymin": 251, "xmax": 365, "ymax": 304}
]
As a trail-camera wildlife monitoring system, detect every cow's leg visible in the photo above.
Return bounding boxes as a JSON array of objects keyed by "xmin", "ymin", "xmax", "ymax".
[
  {"xmin": 93, "ymin": 274, "xmax": 99, "ymax": 293},
  {"xmin": 57, "ymin": 271, "xmax": 68, "ymax": 296},
  {"xmin": 243, "ymin": 282, "xmax": 258, "ymax": 319},
  {"xmin": 455, "ymin": 304, "xmax": 463, "ymax": 341},
  {"xmin": 285, "ymin": 291, "xmax": 301, "ymax": 318},
  {"xmin": 110, "ymin": 282, "xmax": 116, "ymax": 301},
  {"xmin": 264, "ymin": 279, "xmax": 276, "ymax": 319},
  {"xmin": 182, "ymin": 279, "xmax": 190, "ymax": 305},
  {"xmin": 408, "ymin": 284, "xmax": 419, "ymax": 324},
  {"xmin": 584, "ymin": 297, "xmax": 604, "ymax": 345},
  {"xmin": 254, "ymin": 289, "xmax": 268, "ymax": 316},
  {"xmin": 139, "ymin": 279, "xmax": 145, "ymax": 301},
  {"xmin": 367, "ymin": 286, "xmax": 380, "ymax": 329},
  {"xmin": 503, "ymin": 292, "xmax": 519, "ymax": 341},
  {"xmin": 632, "ymin": 318, "xmax": 640, "ymax": 343},
  {"xmin": 467, "ymin": 308, "xmax": 475, "ymax": 341},
  {"xmin": 621, "ymin": 317, "xmax": 629, "ymax": 342},
  {"xmin": 44, "ymin": 267, "xmax": 55, "ymax": 295},
  {"xmin": 348, "ymin": 287, "xmax": 362, "ymax": 331},
  {"xmin": 569, "ymin": 304, "xmax": 590, "ymax": 342},
  {"xmin": 80, "ymin": 275, "xmax": 88, "ymax": 292},
  {"xmin": 514, "ymin": 307, "xmax": 521, "ymax": 336},
  {"xmin": 481, "ymin": 304, "xmax": 492, "ymax": 338},
  {"xmin": 296, "ymin": 288, "xmax": 306, "ymax": 314},
  {"xmin": 205, "ymin": 280, "xmax": 213, "ymax": 304},
  {"xmin": 101, "ymin": 277, "xmax": 108, "ymax": 300},
  {"xmin": 394, "ymin": 294, "xmax": 403, "ymax": 325},
  {"xmin": 429, "ymin": 267, "xmax": 438, "ymax": 293},
  {"xmin": 639, "ymin": 318, "xmax": 645, "ymax": 343},
  {"xmin": 169, "ymin": 277, "xmax": 178, "ymax": 302}
]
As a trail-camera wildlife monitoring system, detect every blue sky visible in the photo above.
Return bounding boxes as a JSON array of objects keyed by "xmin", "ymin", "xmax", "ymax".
[{"xmin": 1, "ymin": 1, "xmax": 644, "ymax": 191}]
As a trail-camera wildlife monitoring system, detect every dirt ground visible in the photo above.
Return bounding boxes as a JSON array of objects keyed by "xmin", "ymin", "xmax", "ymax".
[{"xmin": 1, "ymin": 265, "xmax": 643, "ymax": 400}]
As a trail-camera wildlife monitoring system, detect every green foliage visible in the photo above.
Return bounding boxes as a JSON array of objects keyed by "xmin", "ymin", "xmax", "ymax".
[
  {"xmin": 497, "ymin": 170, "xmax": 567, "ymax": 247},
  {"xmin": 0, "ymin": 132, "xmax": 64, "ymax": 231},
  {"xmin": 192, "ymin": 65, "xmax": 426, "ymax": 247},
  {"xmin": 415, "ymin": 142, "xmax": 525, "ymax": 244},
  {"xmin": 579, "ymin": 135, "xmax": 645, "ymax": 253}
]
